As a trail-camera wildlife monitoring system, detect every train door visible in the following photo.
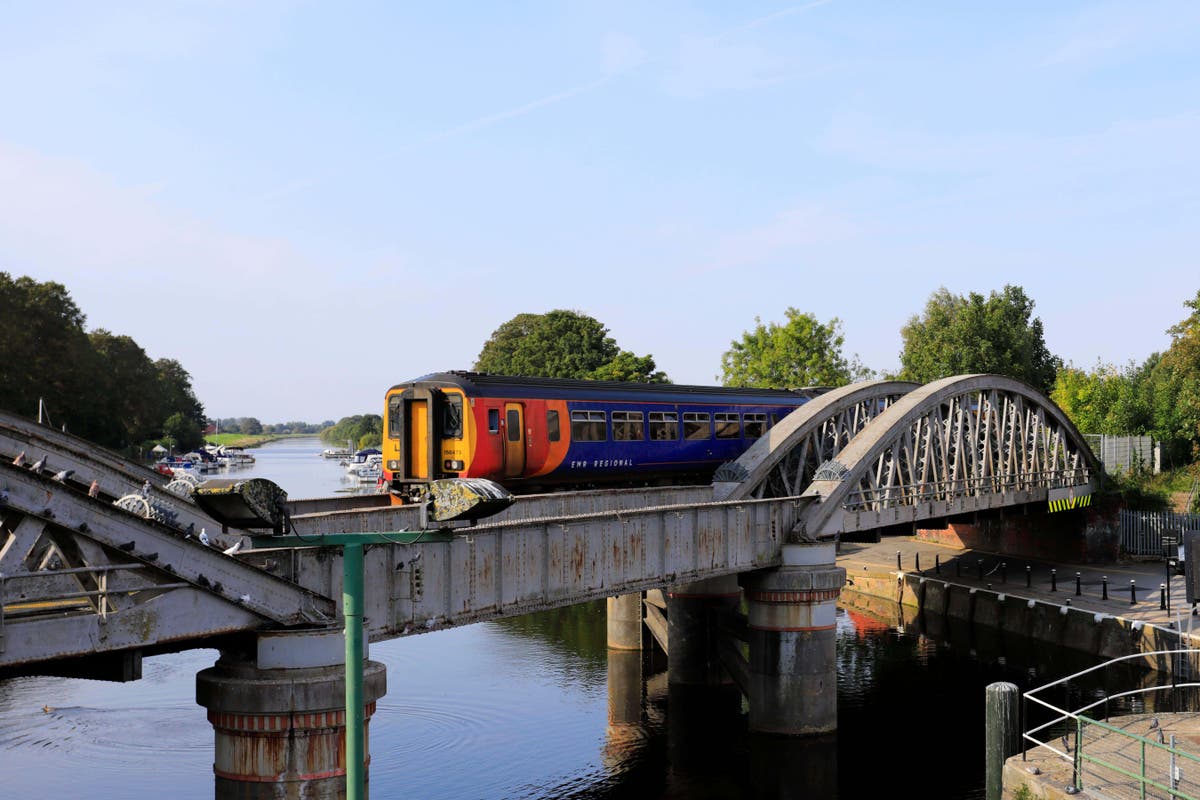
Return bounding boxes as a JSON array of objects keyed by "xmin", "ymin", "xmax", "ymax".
[
  {"xmin": 504, "ymin": 402, "xmax": 525, "ymax": 477},
  {"xmin": 408, "ymin": 399, "xmax": 429, "ymax": 478}
]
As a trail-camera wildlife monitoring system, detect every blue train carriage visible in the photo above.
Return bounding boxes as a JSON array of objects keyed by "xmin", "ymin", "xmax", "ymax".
[{"xmin": 381, "ymin": 371, "xmax": 820, "ymax": 496}]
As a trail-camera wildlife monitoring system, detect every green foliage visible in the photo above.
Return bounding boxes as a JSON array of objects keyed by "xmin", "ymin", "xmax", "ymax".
[
  {"xmin": 898, "ymin": 285, "xmax": 1060, "ymax": 393},
  {"xmin": 474, "ymin": 310, "xmax": 669, "ymax": 383},
  {"xmin": 1051, "ymin": 359, "xmax": 1153, "ymax": 435},
  {"xmin": 1145, "ymin": 289, "xmax": 1200, "ymax": 456},
  {"xmin": 162, "ymin": 412, "xmax": 204, "ymax": 452},
  {"xmin": 720, "ymin": 308, "xmax": 871, "ymax": 389},
  {"xmin": 321, "ymin": 414, "xmax": 382, "ymax": 449},
  {"xmin": 0, "ymin": 272, "xmax": 205, "ymax": 451}
]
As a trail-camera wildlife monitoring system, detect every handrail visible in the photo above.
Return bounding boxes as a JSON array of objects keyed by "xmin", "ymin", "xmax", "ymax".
[
  {"xmin": 843, "ymin": 468, "xmax": 1092, "ymax": 511},
  {"xmin": 1023, "ymin": 648, "xmax": 1200, "ymax": 797}
]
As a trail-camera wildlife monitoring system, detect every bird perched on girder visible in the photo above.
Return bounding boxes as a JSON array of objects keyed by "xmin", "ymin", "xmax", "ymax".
[
  {"xmin": 140, "ymin": 479, "xmax": 152, "ymax": 497},
  {"xmin": 198, "ymin": 528, "xmax": 210, "ymax": 547},
  {"xmin": 88, "ymin": 480, "xmax": 100, "ymax": 498},
  {"xmin": 51, "ymin": 469, "xmax": 74, "ymax": 483},
  {"xmin": 223, "ymin": 540, "xmax": 243, "ymax": 556},
  {"xmin": 28, "ymin": 455, "xmax": 47, "ymax": 474},
  {"xmin": 12, "ymin": 451, "xmax": 26, "ymax": 467},
  {"xmin": 1149, "ymin": 716, "xmax": 1160, "ymax": 731}
]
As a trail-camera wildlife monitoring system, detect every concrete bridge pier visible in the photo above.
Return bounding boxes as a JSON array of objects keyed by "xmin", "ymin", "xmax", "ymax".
[
  {"xmin": 741, "ymin": 542, "xmax": 846, "ymax": 735},
  {"xmin": 195, "ymin": 629, "xmax": 387, "ymax": 799},
  {"xmin": 666, "ymin": 575, "xmax": 741, "ymax": 686},
  {"xmin": 606, "ymin": 593, "xmax": 644, "ymax": 651}
]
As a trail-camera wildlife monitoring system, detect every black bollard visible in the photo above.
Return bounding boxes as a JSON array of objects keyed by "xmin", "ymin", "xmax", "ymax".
[
  {"xmin": 1051, "ymin": 568, "xmax": 1057, "ymax": 592},
  {"xmin": 1026, "ymin": 565, "xmax": 1031, "ymax": 588},
  {"xmin": 1130, "ymin": 579, "xmax": 1137, "ymax": 605},
  {"xmin": 936, "ymin": 554, "xmax": 941, "ymax": 575},
  {"xmin": 1076, "ymin": 572, "xmax": 1081, "ymax": 597},
  {"xmin": 1161, "ymin": 584, "xmax": 1167, "ymax": 611},
  {"xmin": 915, "ymin": 552, "xmax": 921, "ymax": 573},
  {"xmin": 1001, "ymin": 562, "xmax": 1007, "ymax": 584},
  {"xmin": 897, "ymin": 550, "xmax": 902, "ymax": 570},
  {"xmin": 978, "ymin": 559, "xmax": 984, "ymax": 581},
  {"xmin": 1102, "ymin": 576, "xmax": 1108, "ymax": 600}
]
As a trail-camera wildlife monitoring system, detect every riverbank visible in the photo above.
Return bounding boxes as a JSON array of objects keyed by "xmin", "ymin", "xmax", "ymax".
[{"xmin": 203, "ymin": 433, "xmax": 303, "ymax": 449}]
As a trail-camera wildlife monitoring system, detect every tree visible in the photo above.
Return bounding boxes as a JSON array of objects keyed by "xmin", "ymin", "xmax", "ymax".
[
  {"xmin": 0, "ymin": 272, "xmax": 98, "ymax": 435},
  {"xmin": 1051, "ymin": 360, "xmax": 1153, "ymax": 435},
  {"xmin": 720, "ymin": 308, "xmax": 870, "ymax": 389},
  {"xmin": 162, "ymin": 412, "xmax": 204, "ymax": 452},
  {"xmin": 898, "ymin": 285, "xmax": 1060, "ymax": 393},
  {"xmin": 474, "ymin": 310, "xmax": 669, "ymax": 382},
  {"xmin": 240, "ymin": 417, "xmax": 263, "ymax": 435},
  {"xmin": 1144, "ymin": 289, "xmax": 1200, "ymax": 455}
]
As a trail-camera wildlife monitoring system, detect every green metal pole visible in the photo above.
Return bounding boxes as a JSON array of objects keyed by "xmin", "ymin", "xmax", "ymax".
[{"xmin": 344, "ymin": 542, "xmax": 365, "ymax": 800}]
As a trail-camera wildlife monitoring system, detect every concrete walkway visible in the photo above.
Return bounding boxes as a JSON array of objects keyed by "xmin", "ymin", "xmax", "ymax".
[{"xmin": 837, "ymin": 536, "xmax": 1198, "ymax": 633}]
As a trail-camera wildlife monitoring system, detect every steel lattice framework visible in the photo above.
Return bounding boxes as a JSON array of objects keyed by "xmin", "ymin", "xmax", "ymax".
[
  {"xmin": 714, "ymin": 380, "xmax": 919, "ymax": 501},
  {"xmin": 792, "ymin": 375, "xmax": 1101, "ymax": 538}
]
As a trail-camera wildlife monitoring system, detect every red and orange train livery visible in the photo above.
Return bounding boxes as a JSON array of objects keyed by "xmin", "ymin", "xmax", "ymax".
[{"xmin": 382, "ymin": 371, "xmax": 820, "ymax": 499}]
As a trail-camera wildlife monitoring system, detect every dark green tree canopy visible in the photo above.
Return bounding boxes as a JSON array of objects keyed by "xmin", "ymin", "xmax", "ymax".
[
  {"xmin": 474, "ymin": 310, "xmax": 669, "ymax": 382},
  {"xmin": 898, "ymin": 285, "xmax": 1060, "ymax": 392},
  {"xmin": 720, "ymin": 308, "xmax": 871, "ymax": 389},
  {"xmin": 0, "ymin": 272, "xmax": 205, "ymax": 452}
]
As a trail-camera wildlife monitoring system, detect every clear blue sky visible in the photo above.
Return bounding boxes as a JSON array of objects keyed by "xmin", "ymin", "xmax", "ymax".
[{"xmin": 2, "ymin": 1, "xmax": 1197, "ymax": 422}]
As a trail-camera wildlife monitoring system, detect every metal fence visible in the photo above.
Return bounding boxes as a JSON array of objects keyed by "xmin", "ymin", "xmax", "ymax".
[
  {"xmin": 1084, "ymin": 434, "xmax": 1158, "ymax": 474},
  {"xmin": 1121, "ymin": 508, "xmax": 1200, "ymax": 558}
]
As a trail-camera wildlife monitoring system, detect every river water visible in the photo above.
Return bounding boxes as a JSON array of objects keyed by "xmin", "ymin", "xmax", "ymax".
[{"xmin": 0, "ymin": 436, "xmax": 1103, "ymax": 799}]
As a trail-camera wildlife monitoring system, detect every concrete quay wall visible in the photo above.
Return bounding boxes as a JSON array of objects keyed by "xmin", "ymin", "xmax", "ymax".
[{"xmin": 842, "ymin": 568, "xmax": 1184, "ymax": 662}]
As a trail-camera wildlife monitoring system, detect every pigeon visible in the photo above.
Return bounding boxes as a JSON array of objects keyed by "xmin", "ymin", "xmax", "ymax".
[
  {"xmin": 183, "ymin": 522, "xmax": 195, "ymax": 539},
  {"xmin": 198, "ymin": 528, "xmax": 210, "ymax": 547},
  {"xmin": 12, "ymin": 451, "xmax": 26, "ymax": 467},
  {"xmin": 1158, "ymin": 728, "xmax": 1166, "ymax": 744},
  {"xmin": 28, "ymin": 455, "xmax": 47, "ymax": 474},
  {"xmin": 1061, "ymin": 734, "xmax": 1071, "ymax": 753},
  {"xmin": 1149, "ymin": 716, "xmax": 1160, "ymax": 731},
  {"xmin": 222, "ymin": 540, "xmax": 243, "ymax": 556},
  {"xmin": 140, "ymin": 479, "xmax": 152, "ymax": 497},
  {"xmin": 87, "ymin": 480, "xmax": 100, "ymax": 498},
  {"xmin": 51, "ymin": 469, "xmax": 74, "ymax": 483}
]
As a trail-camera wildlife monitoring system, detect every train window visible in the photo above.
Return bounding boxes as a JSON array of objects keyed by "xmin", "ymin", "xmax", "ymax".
[
  {"xmin": 683, "ymin": 412, "xmax": 711, "ymax": 440},
  {"xmin": 715, "ymin": 412, "xmax": 740, "ymax": 439},
  {"xmin": 649, "ymin": 411, "xmax": 678, "ymax": 441},
  {"xmin": 571, "ymin": 410, "xmax": 607, "ymax": 441},
  {"xmin": 442, "ymin": 394, "xmax": 463, "ymax": 439},
  {"xmin": 387, "ymin": 395, "xmax": 402, "ymax": 439},
  {"xmin": 506, "ymin": 409, "xmax": 521, "ymax": 442},
  {"xmin": 744, "ymin": 413, "xmax": 766, "ymax": 438},
  {"xmin": 612, "ymin": 411, "xmax": 644, "ymax": 441},
  {"xmin": 547, "ymin": 410, "xmax": 560, "ymax": 442},
  {"xmin": 488, "ymin": 409, "xmax": 500, "ymax": 434}
]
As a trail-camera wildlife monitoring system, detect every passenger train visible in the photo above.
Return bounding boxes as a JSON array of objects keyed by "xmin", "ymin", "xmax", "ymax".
[{"xmin": 382, "ymin": 371, "xmax": 822, "ymax": 499}]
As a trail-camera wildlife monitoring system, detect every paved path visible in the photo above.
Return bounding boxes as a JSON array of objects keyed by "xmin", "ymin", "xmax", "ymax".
[{"xmin": 837, "ymin": 536, "xmax": 1198, "ymax": 633}]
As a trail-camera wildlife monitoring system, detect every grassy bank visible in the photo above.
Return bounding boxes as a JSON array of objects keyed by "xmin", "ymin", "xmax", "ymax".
[{"xmin": 204, "ymin": 433, "xmax": 304, "ymax": 449}]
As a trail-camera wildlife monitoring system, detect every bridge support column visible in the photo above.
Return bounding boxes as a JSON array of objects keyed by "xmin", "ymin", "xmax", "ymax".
[
  {"xmin": 741, "ymin": 542, "xmax": 845, "ymax": 735},
  {"xmin": 195, "ymin": 629, "xmax": 387, "ymax": 799},
  {"xmin": 606, "ymin": 593, "xmax": 644, "ymax": 650},
  {"xmin": 667, "ymin": 575, "xmax": 740, "ymax": 686}
]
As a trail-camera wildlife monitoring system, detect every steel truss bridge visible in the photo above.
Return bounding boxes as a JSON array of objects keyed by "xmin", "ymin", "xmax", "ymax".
[{"xmin": 0, "ymin": 374, "xmax": 1099, "ymax": 676}]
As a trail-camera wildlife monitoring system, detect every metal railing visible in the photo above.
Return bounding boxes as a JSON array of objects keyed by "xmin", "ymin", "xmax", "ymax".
[
  {"xmin": 843, "ymin": 468, "xmax": 1092, "ymax": 512},
  {"xmin": 1024, "ymin": 648, "xmax": 1200, "ymax": 798}
]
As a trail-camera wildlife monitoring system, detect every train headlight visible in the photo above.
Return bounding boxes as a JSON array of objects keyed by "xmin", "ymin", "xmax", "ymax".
[
  {"xmin": 387, "ymin": 460, "xmax": 400, "ymax": 470},
  {"xmin": 444, "ymin": 459, "xmax": 465, "ymax": 471}
]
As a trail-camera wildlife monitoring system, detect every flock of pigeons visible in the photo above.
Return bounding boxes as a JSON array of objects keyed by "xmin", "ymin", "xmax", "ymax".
[{"xmin": 10, "ymin": 449, "xmax": 243, "ymax": 556}]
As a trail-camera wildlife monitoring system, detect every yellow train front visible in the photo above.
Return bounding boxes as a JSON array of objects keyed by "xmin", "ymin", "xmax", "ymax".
[{"xmin": 382, "ymin": 371, "xmax": 819, "ymax": 501}]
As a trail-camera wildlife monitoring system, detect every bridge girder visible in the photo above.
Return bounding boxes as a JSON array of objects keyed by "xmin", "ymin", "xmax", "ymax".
[
  {"xmin": 713, "ymin": 380, "xmax": 920, "ymax": 501},
  {"xmin": 781, "ymin": 374, "xmax": 1101, "ymax": 539}
]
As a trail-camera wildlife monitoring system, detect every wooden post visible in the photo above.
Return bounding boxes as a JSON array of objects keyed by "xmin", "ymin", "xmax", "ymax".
[{"xmin": 985, "ymin": 682, "xmax": 1021, "ymax": 800}]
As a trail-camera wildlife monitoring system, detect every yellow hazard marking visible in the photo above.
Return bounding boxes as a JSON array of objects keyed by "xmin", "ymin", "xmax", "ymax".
[{"xmin": 1048, "ymin": 494, "xmax": 1092, "ymax": 513}]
